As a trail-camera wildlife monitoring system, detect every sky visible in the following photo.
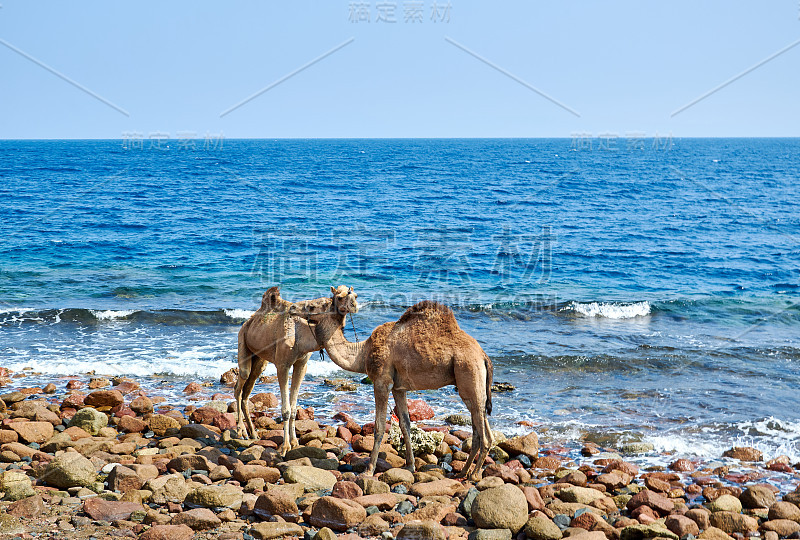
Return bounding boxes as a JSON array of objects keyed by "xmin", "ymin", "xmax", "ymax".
[{"xmin": 1, "ymin": 1, "xmax": 799, "ymax": 139}]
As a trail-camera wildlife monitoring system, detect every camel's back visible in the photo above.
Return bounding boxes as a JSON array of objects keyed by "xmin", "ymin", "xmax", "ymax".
[{"xmin": 392, "ymin": 301, "xmax": 481, "ymax": 355}]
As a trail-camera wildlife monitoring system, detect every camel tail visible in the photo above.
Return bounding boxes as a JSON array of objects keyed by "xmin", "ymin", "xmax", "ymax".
[{"xmin": 484, "ymin": 353, "xmax": 493, "ymax": 416}]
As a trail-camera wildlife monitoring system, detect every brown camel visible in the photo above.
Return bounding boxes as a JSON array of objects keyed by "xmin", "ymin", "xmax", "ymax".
[
  {"xmin": 234, "ymin": 286, "xmax": 329, "ymax": 453},
  {"xmin": 299, "ymin": 286, "xmax": 494, "ymax": 480}
]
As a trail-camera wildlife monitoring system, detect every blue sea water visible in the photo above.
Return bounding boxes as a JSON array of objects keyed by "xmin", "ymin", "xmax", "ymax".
[{"xmin": 1, "ymin": 138, "xmax": 799, "ymax": 460}]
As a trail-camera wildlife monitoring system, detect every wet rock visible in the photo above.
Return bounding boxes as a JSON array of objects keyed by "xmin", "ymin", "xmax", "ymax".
[
  {"xmin": 308, "ymin": 496, "xmax": 367, "ymax": 531},
  {"xmin": 620, "ymin": 442, "xmax": 654, "ymax": 455},
  {"xmin": 6, "ymin": 494, "xmax": 45, "ymax": 518},
  {"xmin": 183, "ymin": 382, "xmax": 202, "ymax": 394},
  {"xmin": 398, "ymin": 398, "xmax": 435, "ymax": 421},
  {"xmin": 561, "ymin": 470, "xmax": 588, "ymax": 486},
  {"xmin": 191, "ymin": 407, "xmax": 221, "ymax": 425},
  {"xmin": 643, "ymin": 476, "xmax": 671, "ymax": 493},
  {"xmin": 471, "ymin": 484, "xmax": 528, "ymax": 533},
  {"xmin": 139, "ymin": 524, "xmax": 194, "ymax": 540},
  {"xmin": 741, "ymin": 485, "xmax": 777, "ymax": 509},
  {"xmin": 43, "ymin": 383, "xmax": 57, "ymax": 393},
  {"xmin": 723, "ymin": 447, "xmax": 763, "ymax": 462},
  {"xmin": 709, "ymin": 512, "xmax": 759, "ymax": 534},
  {"xmin": 83, "ymin": 497, "xmax": 144, "ymax": 521},
  {"xmin": 68, "ymin": 407, "xmax": 108, "ymax": 435},
  {"xmin": 497, "ymin": 431, "xmax": 539, "ymax": 459},
  {"xmin": 84, "ymin": 389, "xmax": 124, "ymax": 409},
  {"xmin": 282, "ymin": 465, "xmax": 336, "ymax": 492},
  {"xmin": 524, "ymin": 514, "xmax": 563, "ymax": 540},
  {"xmin": 668, "ymin": 459, "xmax": 695, "ymax": 472},
  {"xmin": 396, "ymin": 520, "xmax": 447, "ymax": 540},
  {"xmin": 220, "ymin": 368, "xmax": 238, "ymax": 387},
  {"xmin": 171, "ymin": 508, "xmax": 222, "ymax": 530},
  {"xmin": 185, "ymin": 484, "xmax": 243, "ymax": 510},
  {"xmin": 130, "ymin": 395, "xmax": 154, "ymax": 414},
  {"xmin": 250, "ymin": 392, "xmax": 279, "ymax": 410},
  {"xmin": 41, "ymin": 452, "xmax": 97, "ymax": 488}
]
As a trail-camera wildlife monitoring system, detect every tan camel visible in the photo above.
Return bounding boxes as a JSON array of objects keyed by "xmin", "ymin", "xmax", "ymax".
[
  {"xmin": 234, "ymin": 286, "xmax": 329, "ymax": 454},
  {"xmin": 300, "ymin": 286, "xmax": 494, "ymax": 480}
]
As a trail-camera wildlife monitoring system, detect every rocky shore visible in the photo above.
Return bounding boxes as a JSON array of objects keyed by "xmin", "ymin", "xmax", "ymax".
[{"xmin": 0, "ymin": 370, "xmax": 798, "ymax": 540}]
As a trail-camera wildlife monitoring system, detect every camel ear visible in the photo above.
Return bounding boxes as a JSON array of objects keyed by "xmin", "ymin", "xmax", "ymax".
[{"xmin": 330, "ymin": 286, "xmax": 337, "ymax": 295}]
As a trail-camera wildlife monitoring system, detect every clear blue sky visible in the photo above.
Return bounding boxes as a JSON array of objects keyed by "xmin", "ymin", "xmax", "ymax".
[{"xmin": 1, "ymin": 1, "xmax": 799, "ymax": 138}]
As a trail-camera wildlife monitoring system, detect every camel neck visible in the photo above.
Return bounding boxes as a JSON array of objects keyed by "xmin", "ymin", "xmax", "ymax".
[{"xmin": 315, "ymin": 312, "xmax": 368, "ymax": 374}]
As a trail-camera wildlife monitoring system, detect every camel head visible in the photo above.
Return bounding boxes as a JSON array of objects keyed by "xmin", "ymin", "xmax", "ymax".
[{"xmin": 330, "ymin": 285, "xmax": 358, "ymax": 315}]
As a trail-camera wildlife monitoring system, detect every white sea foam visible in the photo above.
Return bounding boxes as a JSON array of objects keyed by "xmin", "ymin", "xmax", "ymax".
[
  {"xmin": 91, "ymin": 309, "xmax": 136, "ymax": 320},
  {"xmin": 565, "ymin": 301, "xmax": 651, "ymax": 319},
  {"xmin": 223, "ymin": 309, "xmax": 255, "ymax": 320}
]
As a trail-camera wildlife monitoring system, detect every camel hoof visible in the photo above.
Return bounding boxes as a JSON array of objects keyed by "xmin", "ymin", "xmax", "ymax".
[
  {"xmin": 277, "ymin": 444, "xmax": 290, "ymax": 456},
  {"xmin": 290, "ymin": 440, "xmax": 301, "ymax": 450}
]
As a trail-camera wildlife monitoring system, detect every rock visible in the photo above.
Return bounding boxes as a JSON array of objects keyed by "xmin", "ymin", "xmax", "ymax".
[
  {"xmin": 191, "ymin": 407, "xmax": 221, "ymax": 425},
  {"xmin": 213, "ymin": 412, "xmax": 237, "ymax": 430},
  {"xmin": 185, "ymin": 484, "xmax": 243, "ymax": 510},
  {"xmin": 471, "ymin": 484, "xmax": 528, "ymax": 533},
  {"xmin": 669, "ymin": 459, "xmax": 695, "ymax": 472},
  {"xmin": 357, "ymin": 476, "xmax": 390, "ymax": 495},
  {"xmin": 557, "ymin": 486, "xmax": 605, "ymax": 505},
  {"xmin": 686, "ymin": 508, "xmax": 711, "ymax": 529},
  {"xmin": 619, "ymin": 524, "xmax": 678, "ymax": 540},
  {"xmin": 643, "ymin": 476, "xmax": 671, "ymax": 493},
  {"xmin": 769, "ymin": 501, "xmax": 800, "ymax": 521},
  {"xmin": 250, "ymin": 392, "xmax": 279, "ymax": 410},
  {"xmin": 183, "ymin": 382, "xmax": 202, "ymax": 394},
  {"xmin": 145, "ymin": 473, "xmax": 190, "ymax": 504},
  {"xmin": 118, "ymin": 415, "xmax": 147, "ymax": 433},
  {"xmin": 84, "ymin": 389, "xmax": 124, "ymax": 408},
  {"xmin": 309, "ymin": 496, "xmax": 367, "ymax": 531},
  {"xmin": 283, "ymin": 465, "xmax": 337, "ymax": 492},
  {"xmin": 469, "ymin": 529, "xmax": 513, "ymax": 540},
  {"xmin": 7, "ymin": 494, "xmax": 45, "ymax": 518},
  {"xmin": 524, "ymin": 514, "xmax": 563, "ymax": 540},
  {"xmin": 396, "ymin": 520, "xmax": 447, "ymax": 540},
  {"xmin": 331, "ymin": 480, "xmax": 363, "ymax": 499},
  {"xmin": 9, "ymin": 420, "xmax": 54, "ymax": 443},
  {"xmin": 1, "ymin": 470, "xmax": 34, "ymax": 501},
  {"xmin": 708, "ymin": 493, "xmax": 743, "ymax": 513},
  {"xmin": 709, "ymin": 511, "xmax": 759, "ymax": 534},
  {"xmin": 399, "ymin": 398, "xmax": 435, "ymax": 421},
  {"xmin": 0, "ymin": 514, "xmax": 25, "ymax": 536},
  {"xmin": 409, "ymin": 478, "xmax": 462, "ymax": 497},
  {"xmin": 620, "ymin": 442, "xmax": 654, "ymax": 455},
  {"xmin": 698, "ymin": 526, "xmax": 733, "ymax": 540},
  {"xmin": 68, "ymin": 407, "xmax": 108, "ymax": 435},
  {"xmin": 167, "ymin": 454, "xmax": 211, "ymax": 473},
  {"xmin": 358, "ymin": 514, "xmax": 391, "ymax": 536},
  {"xmin": 521, "ymin": 485, "xmax": 545, "ymax": 512},
  {"xmin": 561, "ymin": 470, "xmax": 588, "ymax": 486},
  {"xmin": 626, "ymin": 489, "xmax": 674, "ymax": 514},
  {"xmin": 149, "ymin": 414, "xmax": 181, "ymax": 436},
  {"xmin": 233, "ymin": 464, "xmax": 281, "ymax": 483},
  {"xmin": 596, "ymin": 470, "xmax": 632, "ymax": 490},
  {"xmin": 380, "ymin": 467, "xmax": 416, "ymax": 485},
  {"xmin": 389, "ymin": 424, "xmax": 444, "ymax": 455},
  {"xmin": 741, "ymin": 485, "xmax": 776, "ymax": 509},
  {"xmin": 171, "ymin": 508, "xmax": 222, "ymax": 530},
  {"xmin": 665, "ymin": 515, "xmax": 700, "ymax": 537},
  {"xmin": 139, "ymin": 524, "xmax": 194, "ymax": 540},
  {"xmin": 83, "ymin": 497, "xmax": 144, "ymax": 521},
  {"xmin": 107, "ymin": 465, "xmax": 144, "ymax": 493},
  {"xmin": 497, "ymin": 431, "xmax": 539, "ymax": 459},
  {"xmin": 130, "ymin": 396, "xmax": 154, "ymax": 414},
  {"xmin": 761, "ymin": 519, "xmax": 800, "ymax": 537},
  {"xmin": 250, "ymin": 522, "xmax": 304, "ymax": 539},
  {"xmin": 254, "ymin": 491, "xmax": 299, "ymax": 521},
  {"xmin": 284, "ymin": 446, "xmax": 328, "ymax": 460},
  {"xmin": 220, "ymin": 368, "xmax": 238, "ymax": 387},
  {"xmin": 353, "ymin": 493, "xmax": 401, "ymax": 511},
  {"xmin": 723, "ymin": 447, "xmax": 763, "ymax": 461},
  {"xmin": 41, "ymin": 452, "xmax": 97, "ymax": 488}
]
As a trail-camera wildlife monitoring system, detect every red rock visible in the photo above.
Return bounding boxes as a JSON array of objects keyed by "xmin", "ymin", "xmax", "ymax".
[
  {"xmin": 83, "ymin": 497, "xmax": 144, "ymax": 521},
  {"xmin": 107, "ymin": 465, "xmax": 144, "ymax": 493},
  {"xmin": 170, "ymin": 508, "xmax": 222, "ymax": 530},
  {"xmin": 7, "ymin": 494, "xmax": 45, "ymax": 518},
  {"xmin": 309, "ymin": 496, "xmax": 367, "ymax": 531},
  {"xmin": 65, "ymin": 379, "xmax": 83, "ymax": 389},
  {"xmin": 84, "ymin": 390, "xmax": 124, "ymax": 409},
  {"xmin": 183, "ymin": 382, "xmax": 202, "ymax": 394},
  {"xmin": 248, "ymin": 393, "xmax": 278, "ymax": 411},
  {"xmin": 191, "ymin": 407, "xmax": 222, "ymax": 425},
  {"xmin": 442, "ymin": 512, "xmax": 469, "ymax": 527},
  {"xmin": 114, "ymin": 380, "xmax": 141, "ymax": 394},
  {"xmin": 62, "ymin": 425, "xmax": 91, "ymax": 440},
  {"xmin": 331, "ymin": 480, "xmax": 364, "ymax": 500},
  {"xmin": 0, "ymin": 430, "xmax": 19, "ymax": 444},
  {"xmin": 43, "ymin": 383, "xmax": 57, "ymax": 394},
  {"xmin": 118, "ymin": 415, "xmax": 147, "ymax": 433},
  {"xmin": 396, "ymin": 398, "xmax": 434, "ymax": 421},
  {"xmin": 112, "ymin": 405, "xmax": 136, "ymax": 418},
  {"xmin": 139, "ymin": 524, "xmax": 194, "ymax": 540},
  {"xmin": 232, "ymin": 464, "xmax": 280, "ymax": 483},
  {"xmin": 254, "ymin": 491, "xmax": 300, "ymax": 521},
  {"xmin": 337, "ymin": 426, "xmax": 353, "ymax": 443},
  {"xmin": 632, "ymin": 505, "xmax": 659, "ymax": 522},
  {"xmin": 626, "ymin": 489, "xmax": 674, "ymax": 515},
  {"xmin": 483, "ymin": 463, "xmax": 520, "ymax": 484},
  {"xmin": 644, "ymin": 476, "xmax": 671, "ymax": 493},
  {"xmin": 601, "ymin": 459, "xmax": 639, "ymax": 476},
  {"xmin": 213, "ymin": 413, "xmax": 237, "ymax": 431},
  {"xmin": 669, "ymin": 459, "xmax": 695, "ymax": 471},
  {"xmin": 220, "ymin": 368, "xmax": 238, "ymax": 387},
  {"xmin": 296, "ymin": 407, "xmax": 314, "ymax": 420},
  {"xmin": 129, "ymin": 395, "xmax": 153, "ymax": 414},
  {"xmin": 61, "ymin": 393, "xmax": 86, "ymax": 409},
  {"xmin": 723, "ymin": 446, "xmax": 763, "ymax": 462},
  {"xmin": 596, "ymin": 470, "xmax": 632, "ymax": 490},
  {"xmin": 9, "ymin": 421, "xmax": 54, "ymax": 444},
  {"xmin": 521, "ymin": 485, "xmax": 545, "ymax": 512},
  {"xmin": 533, "ymin": 456, "xmax": 561, "ymax": 470},
  {"xmin": 685, "ymin": 508, "xmax": 711, "ymax": 530}
]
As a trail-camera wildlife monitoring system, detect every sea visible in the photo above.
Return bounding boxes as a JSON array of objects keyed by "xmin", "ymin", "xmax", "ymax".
[{"xmin": 1, "ymin": 138, "xmax": 799, "ymax": 468}]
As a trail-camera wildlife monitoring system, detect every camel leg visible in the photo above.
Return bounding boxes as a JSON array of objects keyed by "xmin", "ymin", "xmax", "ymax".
[
  {"xmin": 240, "ymin": 356, "xmax": 265, "ymax": 439},
  {"xmin": 235, "ymin": 325, "xmax": 252, "ymax": 438},
  {"xmin": 287, "ymin": 353, "xmax": 311, "ymax": 450},
  {"xmin": 392, "ymin": 388, "xmax": 414, "ymax": 472},
  {"xmin": 276, "ymin": 364, "xmax": 292, "ymax": 455},
  {"xmin": 367, "ymin": 382, "xmax": 390, "ymax": 476}
]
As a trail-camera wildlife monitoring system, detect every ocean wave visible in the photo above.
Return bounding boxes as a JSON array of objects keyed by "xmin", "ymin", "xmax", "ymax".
[
  {"xmin": 562, "ymin": 301, "xmax": 651, "ymax": 319},
  {"xmin": 223, "ymin": 309, "xmax": 255, "ymax": 320},
  {"xmin": 91, "ymin": 309, "xmax": 137, "ymax": 320}
]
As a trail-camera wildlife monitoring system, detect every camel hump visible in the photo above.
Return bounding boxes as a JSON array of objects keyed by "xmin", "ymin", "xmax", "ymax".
[
  {"xmin": 261, "ymin": 286, "xmax": 288, "ymax": 311},
  {"xmin": 397, "ymin": 301, "xmax": 458, "ymax": 328}
]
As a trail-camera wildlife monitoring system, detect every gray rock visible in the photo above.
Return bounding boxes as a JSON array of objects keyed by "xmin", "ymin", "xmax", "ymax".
[
  {"xmin": 41, "ymin": 452, "xmax": 97, "ymax": 488},
  {"xmin": 68, "ymin": 407, "xmax": 108, "ymax": 435}
]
